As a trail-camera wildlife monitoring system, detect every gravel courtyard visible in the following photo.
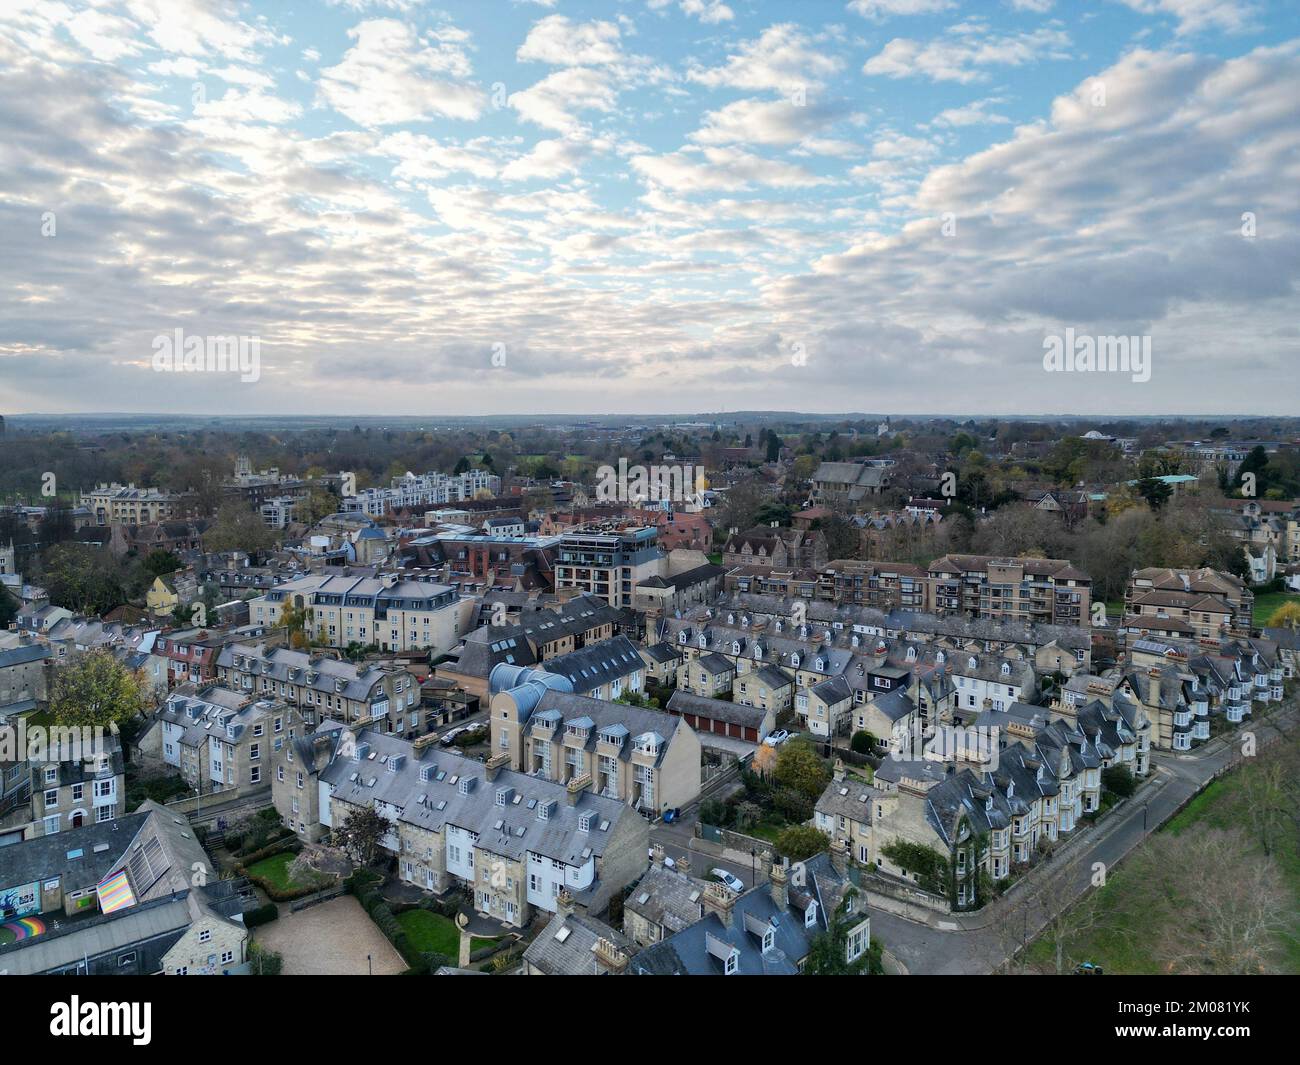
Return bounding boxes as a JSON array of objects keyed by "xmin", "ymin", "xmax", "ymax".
[{"xmin": 253, "ymin": 896, "xmax": 407, "ymax": 975}]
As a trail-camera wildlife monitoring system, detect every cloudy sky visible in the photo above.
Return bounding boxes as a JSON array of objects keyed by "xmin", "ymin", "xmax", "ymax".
[{"xmin": 0, "ymin": 0, "xmax": 1296, "ymax": 417}]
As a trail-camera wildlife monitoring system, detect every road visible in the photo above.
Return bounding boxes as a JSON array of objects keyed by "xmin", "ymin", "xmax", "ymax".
[{"xmin": 874, "ymin": 701, "xmax": 1297, "ymax": 974}]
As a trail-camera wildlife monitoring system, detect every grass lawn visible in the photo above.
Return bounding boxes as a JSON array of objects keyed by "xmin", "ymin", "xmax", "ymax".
[
  {"xmin": 395, "ymin": 909, "xmax": 494, "ymax": 956},
  {"xmin": 1027, "ymin": 769, "xmax": 1300, "ymax": 974},
  {"xmin": 245, "ymin": 852, "xmax": 333, "ymax": 893},
  {"xmin": 1253, "ymin": 590, "xmax": 1300, "ymax": 627},
  {"xmin": 747, "ymin": 819, "xmax": 786, "ymax": 844}
]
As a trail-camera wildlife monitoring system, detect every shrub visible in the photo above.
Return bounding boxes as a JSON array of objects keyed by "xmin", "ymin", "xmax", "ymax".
[
  {"xmin": 775, "ymin": 824, "xmax": 830, "ymax": 862},
  {"xmin": 850, "ymin": 730, "xmax": 875, "ymax": 754},
  {"xmin": 770, "ymin": 786, "xmax": 813, "ymax": 824},
  {"xmin": 248, "ymin": 942, "xmax": 283, "ymax": 975},
  {"xmin": 244, "ymin": 902, "xmax": 279, "ymax": 928},
  {"xmin": 1101, "ymin": 765, "xmax": 1136, "ymax": 798}
]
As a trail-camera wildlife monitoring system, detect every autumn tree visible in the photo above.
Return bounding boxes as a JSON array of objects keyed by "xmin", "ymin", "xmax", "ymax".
[{"xmin": 50, "ymin": 649, "xmax": 151, "ymax": 728}]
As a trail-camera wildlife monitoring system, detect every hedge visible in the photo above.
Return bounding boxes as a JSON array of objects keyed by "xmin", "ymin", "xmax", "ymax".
[{"xmin": 244, "ymin": 902, "xmax": 280, "ymax": 928}]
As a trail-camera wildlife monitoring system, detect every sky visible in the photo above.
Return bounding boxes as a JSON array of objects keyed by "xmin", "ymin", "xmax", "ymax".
[{"xmin": 0, "ymin": 0, "xmax": 1296, "ymax": 418}]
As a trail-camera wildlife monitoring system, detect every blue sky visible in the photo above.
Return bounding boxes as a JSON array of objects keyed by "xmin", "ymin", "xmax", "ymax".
[{"xmin": 0, "ymin": 0, "xmax": 1297, "ymax": 416}]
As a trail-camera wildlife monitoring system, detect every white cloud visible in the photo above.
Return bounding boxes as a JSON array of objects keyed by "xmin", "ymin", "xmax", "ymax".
[
  {"xmin": 632, "ymin": 145, "xmax": 829, "ymax": 192},
  {"xmin": 1114, "ymin": 0, "xmax": 1258, "ymax": 36},
  {"xmin": 689, "ymin": 23, "xmax": 844, "ymax": 93},
  {"xmin": 517, "ymin": 15, "xmax": 624, "ymax": 66},
  {"xmin": 847, "ymin": 0, "xmax": 956, "ymax": 18},
  {"xmin": 864, "ymin": 23, "xmax": 1072, "ymax": 82},
  {"xmin": 508, "ymin": 66, "xmax": 618, "ymax": 133},
  {"xmin": 318, "ymin": 18, "xmax": 485, "ymax": 125}
]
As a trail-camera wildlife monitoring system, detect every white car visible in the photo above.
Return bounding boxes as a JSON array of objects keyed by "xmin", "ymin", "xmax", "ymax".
[
  {"xmin": 712, "ymin": 869, "xmax": 744, "ymax": 893},
  {"xmin": 763, "ymin": 729, "xmax": 790, "ymax": 747}
]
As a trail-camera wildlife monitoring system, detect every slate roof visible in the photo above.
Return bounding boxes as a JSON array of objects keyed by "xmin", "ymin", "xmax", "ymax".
[
  {"xmin": 523, "ymin": 911, "xmax": 633, "ymax": 976},
  {"xmin": 538, "ymin": 635, "xmax": 644, "ymax": 694},
  {"xmin": 322, "ymin": 728, "xmax": 632, "ymax": 867},
  {"xmin": 666, "ymin": 690, "xmax": 769, "ymax": 729}
]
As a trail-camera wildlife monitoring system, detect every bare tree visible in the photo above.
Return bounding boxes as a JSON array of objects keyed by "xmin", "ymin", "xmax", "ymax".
[{"xmin": 1129, "ymin": 828, "xmax": 1288, "ymax": 975}]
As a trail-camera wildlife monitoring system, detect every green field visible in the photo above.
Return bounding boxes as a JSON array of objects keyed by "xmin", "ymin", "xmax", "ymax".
[
  {"xmin": 245, "ymin": 852, "xmax": 333, "ymax": 893},
  {"xmin": 1253, "ymin": 590, "xmax": 1300, "ymax": 627},
  {"xmin": 1027, "ymin": 765, "xmax": 1300, "ymax": 974},
  {"xmin": 395, "ymin": 909, "xmax": 494, "ymax": 956}
]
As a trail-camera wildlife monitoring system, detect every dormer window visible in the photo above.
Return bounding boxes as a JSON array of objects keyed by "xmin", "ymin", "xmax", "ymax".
[
  {"xmin": 678, "ymin": 631, "xmax": 687, "ymax": 645},
  {"xmin": 1000, "ymin": 663, "xmax": 1011, "ymax": 676},
  {"xmin": 804, "ymin": 900, "xmax": 818, "ymax": 928},
  {"xmin": 762, "ymin": 929, "xmax": 774, "ymax": 953},
  {"xmin": 724, "ymin": 952, "xmax": 738, "ymax": 975}
]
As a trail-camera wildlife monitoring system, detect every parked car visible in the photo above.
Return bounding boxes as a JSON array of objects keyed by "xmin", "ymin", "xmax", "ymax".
[
  {"xmin": 711, "ymin": 868, "xmax": 744, "ymax": 893},
  {"xmin": 763, "ymin": 729, "xmax": 790, "ymax": 747}
]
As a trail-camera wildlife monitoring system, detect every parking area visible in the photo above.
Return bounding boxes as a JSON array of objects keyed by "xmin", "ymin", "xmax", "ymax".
[{"xmin": 252, "ymin": 896, "xmax": 407, "ymax": 975}]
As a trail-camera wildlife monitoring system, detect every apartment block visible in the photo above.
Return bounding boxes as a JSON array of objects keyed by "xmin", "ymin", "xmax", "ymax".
[{"xmin": 927, "ymin": 554, "xmax": 1091, "ymax": 627}]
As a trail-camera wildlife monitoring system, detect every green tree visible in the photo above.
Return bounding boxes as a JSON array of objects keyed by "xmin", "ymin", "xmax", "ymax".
[
  {"xmin": 1134, "ymin": 476, "xmax": 1173, "ymax": 511},
  {"xmin": 773, "ymin": 741, "xmax": 830, "ymax": 802},
  {"xmin": 141, "ymin": 550, "xmax": 182, "ymax": 579},
  {"xmin": 49, "ymin": 649, "xmax": 151, "ymax": 728},
  {"xmin": 775, "ymin": 824, "xmax": 830, "ymax": 862}
]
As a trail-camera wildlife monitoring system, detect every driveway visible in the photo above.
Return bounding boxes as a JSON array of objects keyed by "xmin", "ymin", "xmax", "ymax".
[{"xmin": 253, "ymin": 896, "xmax": 407, "ymax": 975}]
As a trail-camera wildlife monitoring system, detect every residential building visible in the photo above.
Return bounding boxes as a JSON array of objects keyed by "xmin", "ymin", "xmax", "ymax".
[
  {"xmin": 927, "ymin": 554, "xmax": 1091, "ymax": 627},
  {"xmin": 215, "ymin": 642, "xmax": 418, "ymax": 735},
  {"xmin": 304, "ymin": 728, "xmax": 648, "ymax": 929},
  {"xmin": 0, "ymin": 801, "xmax": 250, "ymax": 975},
  {"xmin": 553, "ymin": 526, "xmax": 665, "ymax": 608},
  {"xmin": 1124, "ymin": 566, "xmax": 1252, "ymax": 638},
  {"xmin": 249, "ymin": 573, "xmax": 470, "ymax": 654},
  {"xmin": 489, "ymin": 667, "xmax": 702, "ymax": 814},
  {"xmin": 135, "ymin": 686, "xmax": 293, "ymax": 800},
  {"xmin": 29, "ymin": 733, "xmax": 125, "ymax": 836},
  {"xmin": 629, "ymin": 850, "xmax": 868, "ymax": 975}
]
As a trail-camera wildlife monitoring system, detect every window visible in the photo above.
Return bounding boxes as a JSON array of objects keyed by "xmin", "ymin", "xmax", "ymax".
[
  {"xmin": 118, "ymin": 952, "xmax": 137, "ymax": 967},
  {"xmin": 199, "ymin": 929, "xmax": 211, "ymax": 943}
]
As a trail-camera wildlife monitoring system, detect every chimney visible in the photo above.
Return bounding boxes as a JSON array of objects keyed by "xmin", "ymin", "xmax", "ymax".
[
  {"xmin": 832, "ymin": 758, "xmax": 845, "ymax": 783},
  {"xmin": 758, "ymin": 849, "xmax": 773, "ymax": 883},
  {"xmin": 676, "ymin": 852, "xmax": 690, "ymax": 878},
  {"xmin": 556, "ymin": 889, "xmax": 575, "ymax": 920},
  {"xmin": 485, "ymin": 752, "xmax": 509, "ymax": 782},
  {"xmin": 830, "ymin": 836, "xmax": 850, "ymax": 878},
  {"xmin": 701, "ymin": 881, "xmax": 737, "ymax": 923},
  {"xmin": 770, "ymin": 857, "xmax": 789, "ymax": 909},
  {"xmin": 1147, "ymin": 667, "xmax": 1161, "ymax": 705},
  {"xmin": 591, "ymin": 937, "xmax": 630, "ymax": 975},
  {"xmin": 566, "ymin": 773, "xmax": 591, "ymax": 805},
  {"xmin": 651, "ymin": 842, "xmax": 666, "ymax": 867}
]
